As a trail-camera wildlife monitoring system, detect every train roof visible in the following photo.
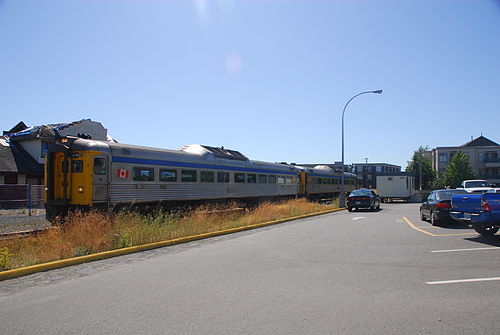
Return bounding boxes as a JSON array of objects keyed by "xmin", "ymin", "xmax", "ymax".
[{"xmin": 65, "ymin": 138, "xmax": 299, "ymax": 172}]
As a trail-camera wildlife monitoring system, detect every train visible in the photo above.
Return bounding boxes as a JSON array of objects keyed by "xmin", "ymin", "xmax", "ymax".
[{"xmin": 44, "ymin": 136, "xmax": 357, "ymax": 221}]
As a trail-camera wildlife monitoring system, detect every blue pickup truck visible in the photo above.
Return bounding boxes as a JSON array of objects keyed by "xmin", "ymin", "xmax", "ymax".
[{"xmin": 450, "ymin": 192, "xmax": 500, "ymax": 236}]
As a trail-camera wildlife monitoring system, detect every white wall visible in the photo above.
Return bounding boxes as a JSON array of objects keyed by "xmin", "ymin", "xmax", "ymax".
[
  {"xmin": 18, "ymin": 139, "xmax": 44, "ymax": 163},
  {"xmin": 376, "ymin": 175, "xmax": 416, "ymax": 198}
]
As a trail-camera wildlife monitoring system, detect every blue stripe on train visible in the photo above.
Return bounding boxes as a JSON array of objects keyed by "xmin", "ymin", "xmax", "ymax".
[{"xmin": 112, "ymin": 156, "xmax": 298, "ymax": 175}]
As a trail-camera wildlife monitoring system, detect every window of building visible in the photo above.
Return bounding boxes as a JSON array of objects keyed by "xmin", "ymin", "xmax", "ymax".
[
  {"xmin": 258, "ymin": 174, "xmax": 268, "ymax": 184},
  {"xmin": 181, "ymin": 170, "xmax": 197, "ymax": 182},
  {"xmin": 439, "ymin": 153, "xmax": 448, "ymax": 163},
  {"xmin": 200, "ymin": 171, "xmax": 214, "ymax": 182},
  {"xmin": 376, "ymin": 166, "xmax": 382, "ymax": 172},
  {"xmin": 160, "ymin": 169, "xmax": 177, "ymax": 182},
  {"xmin": 217, "ymin": 171, "xmax": 230, "ymax": 183},
  {"xmin": 133, "ymin": 167, "xmax": 154, "ymax": 181},
  {"xmin": 234, "ymin": 173, "xmax": 245, "ymax": 183},
  {"xmin": 72, "ymin": 160, "xmax": 83, "ymax": 173},
  {"xmin": 478, "ymin": 152, "xmax": 484, "ymax": 162}
]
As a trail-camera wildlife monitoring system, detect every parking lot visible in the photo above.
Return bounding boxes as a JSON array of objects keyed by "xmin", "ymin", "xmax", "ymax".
[{"xmin": 1, "ymin": 202, "xmax": 499, "ymax": 334}]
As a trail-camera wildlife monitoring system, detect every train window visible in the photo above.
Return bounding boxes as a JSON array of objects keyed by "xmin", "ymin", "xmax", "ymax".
[
  {"xmin": 258, "ymin": 174, "xmax": 267, "ymax": 184},
  {"xmin": 217, "ymin": 172, "xmax": 230, "ymax": 183},
  {"xmin": 268, "ymin": 175, "xmax": 277, "ymax": 184},
  {"xmin": 181, "ymin": 170, "xmax": 197, "ymax": 182},
  {"xmin": 159, "ymin": 169, "xmax": 177, "ymax": 182},
  {"xmin": 201, "ymin": 171, "xmax": 215, "ymax": 182},
  {"xmin": 234, "ymin": 173, "xmax": 245, "ymax": 183},
  {"xmin": 133, "ymin": 167, "xmax": 154, "ymax": 181},
  {"xmin": 285, "ymin": 176, "xmax": 292, "ymax": 184},
  {"xmin": 72, "ymin": 160, "xmax": 83, "ymax": 173},
  {"xmin": 94, "ymin": 158, "xmax": 107, "ymax": 175},
  {"xmin": 277, "ymin": 176, "xmax": 285, "ymax": 184},
  {"xmin": 247, "ymin": 174, "xmax": 257, "ymax": 183}
]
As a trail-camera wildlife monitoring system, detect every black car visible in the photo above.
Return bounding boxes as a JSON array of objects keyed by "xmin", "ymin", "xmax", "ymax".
[
  {"xmin": 347, "ymin": 189, "xmax": 380, "ymax": 212},
  {"xmin": 420, "ymin": 189, "xmax": 468, "ymax": 225}
]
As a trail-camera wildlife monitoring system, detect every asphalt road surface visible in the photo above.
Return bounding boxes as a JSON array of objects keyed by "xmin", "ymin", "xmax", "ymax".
[{"xmin": 1, "ymin": 203, "xmax": 499, "ymax": 334}]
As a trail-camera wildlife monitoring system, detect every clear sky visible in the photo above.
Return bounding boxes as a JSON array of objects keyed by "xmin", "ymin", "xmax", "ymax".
[{"xmin": 1, "ymin": 0, "xmax": 499, "ymax": 169}]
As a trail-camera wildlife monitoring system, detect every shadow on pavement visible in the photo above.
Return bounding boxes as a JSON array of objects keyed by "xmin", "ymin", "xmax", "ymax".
[{"xmin": 464, "ymin": 235, "xmax": 500, "ymax": 247}]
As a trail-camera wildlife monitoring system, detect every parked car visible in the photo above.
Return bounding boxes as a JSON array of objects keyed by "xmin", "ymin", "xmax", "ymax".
[
  {"xmin": 458, "ymin": 179, "xmax": 496, "ymax": 193},
  {"xmin": 347, "ymin": 189, "xmax": 380, "ymax": 212},
  {"xmin": 451, "ymin": 192, "xmax": 500, "ymax": 236},
  {"xmin": 420, "ymin": 189, "xmax": 468, "ymax": 225}
]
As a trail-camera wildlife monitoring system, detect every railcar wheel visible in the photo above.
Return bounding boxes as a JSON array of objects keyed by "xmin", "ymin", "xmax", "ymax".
[{"xmin": 473, "ymin": 225, "xmax": 499, "ymax": 236}]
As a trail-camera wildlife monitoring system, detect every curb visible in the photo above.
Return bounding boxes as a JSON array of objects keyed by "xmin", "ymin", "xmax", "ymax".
[{"xmin": 0, "ymin": 207, "xmax": 344, "ymax": 281}]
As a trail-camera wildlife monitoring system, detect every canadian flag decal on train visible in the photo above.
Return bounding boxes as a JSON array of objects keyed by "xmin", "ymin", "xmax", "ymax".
[{"xmin": 117, "ymin": 169, "xmax": 129, "ymax": 179}]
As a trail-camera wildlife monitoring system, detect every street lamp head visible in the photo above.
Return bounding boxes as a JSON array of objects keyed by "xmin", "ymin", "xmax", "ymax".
[{"xmin": 372, "ymin": 90, "xmax": 383, "ymax": 94}]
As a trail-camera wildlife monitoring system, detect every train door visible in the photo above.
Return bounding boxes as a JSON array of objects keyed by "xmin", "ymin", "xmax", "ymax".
[
  {"xmin": 299, "ymin": 171, "xmax": 307, "ymax": 196},
  {"xmin": 93, "ymin": 156, "xmax": 109, "ymax": 204},
  {"xmin": 53, "ymin": 152, "xmax": 70, "ymax": 201}
]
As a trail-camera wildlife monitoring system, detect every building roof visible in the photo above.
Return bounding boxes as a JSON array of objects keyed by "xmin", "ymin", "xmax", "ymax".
[
  {"xmin": 377, "ymin": 172, "xmax": 415, "ymax": 177},
  {"xmin": 460, "ymin": 135, "xmax": 499, "ymax": 147},
  {"xmin": 3, "ymin": 121, "xmax": 28, "ymax": 135},
  {"xmin": 4, "ymin": 119, "xmax": 107, "ymax": 141},
  {"xmin": 0, "ymin": 140, "xmax": 43, "ymax": 175}
]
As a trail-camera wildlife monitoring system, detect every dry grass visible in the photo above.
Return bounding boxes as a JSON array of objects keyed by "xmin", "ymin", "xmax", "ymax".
[{"xmin": 0, "ymin": 199, "xmax": 335, "ymax": 270}]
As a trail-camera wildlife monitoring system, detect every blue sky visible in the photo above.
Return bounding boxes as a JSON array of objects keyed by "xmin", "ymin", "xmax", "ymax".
[{"xmin": 1, "ymin": 0, "xmax": 499, "ymax": 168}]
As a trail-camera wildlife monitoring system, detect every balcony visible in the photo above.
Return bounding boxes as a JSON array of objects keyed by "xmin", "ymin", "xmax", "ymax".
[{"xmin": 484, "ymin": 157, "xmax": 500, "ymax": 167}]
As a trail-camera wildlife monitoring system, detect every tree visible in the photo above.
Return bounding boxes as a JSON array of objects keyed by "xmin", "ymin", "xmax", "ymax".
[
  {"xmin": 443, "ymin": 152, "xmax": 475, "ymax": 187},
  {"xmin": 406, "ymin": 146, "xmax": 436, "ymax": 190}
]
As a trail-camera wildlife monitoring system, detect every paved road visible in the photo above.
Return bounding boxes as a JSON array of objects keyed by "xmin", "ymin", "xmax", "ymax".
[{"xmin": 1, "ymin": 203, "xmax": 499, "ymax": 334}]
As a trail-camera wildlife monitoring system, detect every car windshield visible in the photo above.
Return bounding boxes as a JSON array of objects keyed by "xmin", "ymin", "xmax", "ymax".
[
  {"xmin": 349, "ymin": 190, "xmax": 371, "ymax": 197},
  {"xmin": 465, "ymin": 181, "xmax": 489, "ymax": 188},
  {"xmin": 436, "ymin": 189, "xmax": 467, "ymax": 201}
]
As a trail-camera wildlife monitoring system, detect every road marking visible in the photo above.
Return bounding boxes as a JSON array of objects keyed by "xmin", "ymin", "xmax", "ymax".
[
  {"xmin": 402, "ymin": 217, "xmax": 478, "ymax": 237},
  {"xmin": 426, "ymin": 277, "xmax": 500, "ymax": 285},
  {"xmin": 352, "ymin": 217, "xmax": 366, "ymax": 221},
  {"xmin": 402, "ymin": 217, "xmax": 436, "ymax": 236},
  {"xmin": 431, "ymin": 247, "xmax": 500, "ymax": 253}
]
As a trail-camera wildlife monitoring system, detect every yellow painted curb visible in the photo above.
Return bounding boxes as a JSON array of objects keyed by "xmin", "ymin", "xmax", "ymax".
[{"xmin": 0, "ymin": 208, "xmax": 344, "ymax": 281}]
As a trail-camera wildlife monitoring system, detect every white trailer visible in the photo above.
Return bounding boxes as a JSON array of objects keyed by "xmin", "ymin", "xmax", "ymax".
[{"xmin": 376, "ymin": 173, "xmax": 416, "ymax": 202}]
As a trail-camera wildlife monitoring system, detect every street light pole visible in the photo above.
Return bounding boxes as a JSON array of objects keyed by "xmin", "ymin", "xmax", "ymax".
[
  {"xmin": 364, "ymin": 157, "xmax": 368, "ymax": 188},
  {"xmin": 340, "ymin": 90, "xmax": 382, "ymax": 208}
]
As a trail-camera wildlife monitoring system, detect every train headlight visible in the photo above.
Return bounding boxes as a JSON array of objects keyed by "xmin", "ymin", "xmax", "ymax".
[{"xmin": 78, "ymin": 186, "xmax": 85, "ymax": 193}]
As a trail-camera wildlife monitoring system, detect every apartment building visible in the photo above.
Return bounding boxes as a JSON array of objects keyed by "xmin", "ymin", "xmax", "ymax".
[{"xmin": 430, "ymin": 136, "xmax": 500, "ymax": 185}]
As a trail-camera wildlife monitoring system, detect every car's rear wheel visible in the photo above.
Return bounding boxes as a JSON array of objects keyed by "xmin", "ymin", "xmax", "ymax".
[
  {"xmin": 473, "ymin": 225, "xmax": 499, "ymax": 236},
  {"xmin": 347, "ymin": 207, "xmax": 353, "ymax": 212},
  {"xmin": 430, "ymin": 211, "xmax": 439, "ymax": 226}
]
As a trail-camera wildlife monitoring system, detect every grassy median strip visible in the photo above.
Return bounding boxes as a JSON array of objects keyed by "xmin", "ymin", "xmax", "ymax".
[{"xmin": 0, "ymin": 199, "xmax": 342, "ymax": 280}]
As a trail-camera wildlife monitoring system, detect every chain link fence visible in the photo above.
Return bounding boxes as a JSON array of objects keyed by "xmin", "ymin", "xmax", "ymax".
[{"xmin": 0, "ymin": 185, "xmax": 44, "ymax": 211}]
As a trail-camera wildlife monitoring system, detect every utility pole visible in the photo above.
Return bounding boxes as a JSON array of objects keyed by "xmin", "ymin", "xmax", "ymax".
[{"xmin": 365, "ymin": 158, "xmax": 368, "ymax": 188}]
